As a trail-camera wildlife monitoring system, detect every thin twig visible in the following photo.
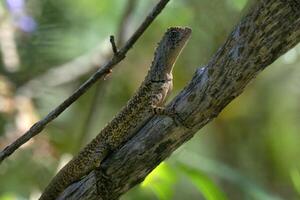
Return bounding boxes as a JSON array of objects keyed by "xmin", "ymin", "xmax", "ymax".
[
  {"xmin": 109, "ymin": 35, "xmax": 118, "ymax": 55},
  {"xmin": 77, "ymin": 0, "xmax": 137, "ymax": 148},
  {"xmin": 0, "ymin": 0, "xmax": 171, "ymax": 164},
  {"xmin": 17, "ymin": 1, "xmax": 136, "ymax": 93}
]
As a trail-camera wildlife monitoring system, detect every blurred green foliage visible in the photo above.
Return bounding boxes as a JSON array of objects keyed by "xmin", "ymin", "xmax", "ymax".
[{"xmin": 0, "ymin": 0, "xmax": 300, "ymax": 199}]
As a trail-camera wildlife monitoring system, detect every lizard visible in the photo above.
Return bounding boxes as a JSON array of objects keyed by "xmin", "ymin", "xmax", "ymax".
[{"xmin": 39, "ymin": 27, "xmax": 191, "ymax": 200}]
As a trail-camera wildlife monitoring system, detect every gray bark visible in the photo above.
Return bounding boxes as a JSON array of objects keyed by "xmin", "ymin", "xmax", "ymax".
[{"xmin": 58, "ymin": 0, "xmax": 300, "ymax": 199}]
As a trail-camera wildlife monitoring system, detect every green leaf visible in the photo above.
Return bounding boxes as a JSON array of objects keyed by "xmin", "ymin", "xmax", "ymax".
[
  {"xmin": 0, "ymin": 193, "xmax": 16, "ymax": 200},
  {"xmin": 290, "ymin": 168, "xmax": 300, "ymax": 195},
  {"xmin": 141, "ymin": 162, "xmax": 177, "ymax": 200},
  {"xmin": 179, "ymin": 164, "xmax": 228, "ymax": 200},
  {"xmin": 176, "ymin": 151, "xmax": 283, "ymax": 200}
]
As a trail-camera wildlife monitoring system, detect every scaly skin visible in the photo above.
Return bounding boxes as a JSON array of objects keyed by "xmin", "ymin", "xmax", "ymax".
[{"xmin": 39, "ymin": 27, "xmax": 191, "ymax": 200}]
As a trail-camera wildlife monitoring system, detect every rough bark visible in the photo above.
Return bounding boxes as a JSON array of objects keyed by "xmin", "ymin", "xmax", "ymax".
[{"xmin": 58, "ymin": 0, "xmax": 300, "ymax": 199}]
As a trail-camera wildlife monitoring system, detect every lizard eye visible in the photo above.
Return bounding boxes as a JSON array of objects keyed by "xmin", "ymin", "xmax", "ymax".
[{"xmin": 169, "ymin": 30, "xmax": 180, "ymax": 42}]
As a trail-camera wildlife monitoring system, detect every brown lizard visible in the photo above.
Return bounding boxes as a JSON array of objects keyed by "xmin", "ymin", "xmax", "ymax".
[{"xmin": 39, "ymin": 27, "xmax": 191, "ymax": 200}]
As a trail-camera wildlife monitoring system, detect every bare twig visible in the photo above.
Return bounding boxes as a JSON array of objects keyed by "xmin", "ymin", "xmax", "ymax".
[
  {"xmin": 77, "ymin": 0, "xmax": 138, "ymax": 148},
  {"xmin": 18, "ymin": 1, "xmax": 136, "ymax": 94},
  {"xmin": 18, "ymin": 44, "xmax": 110, "ymax": 95},
  {"xmin": 109, "ymin": 35, "xmax": 118, "ymax": 55},
  {"xmin": 0, "ymin": 0, "xmax": 171, "ymax": 164}
]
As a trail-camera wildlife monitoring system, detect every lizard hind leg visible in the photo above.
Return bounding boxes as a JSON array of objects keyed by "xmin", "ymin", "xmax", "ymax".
[
  {"xmin": 152, "ymin": 106, "xmax": 166, "ymax": 115},
  {"xmin": 151, "ymin": 106, "xmax": 190, "ymax": 128},
  {"xmin": 94, "ymin": 146, "xmax": 111, "ymax": 167}
]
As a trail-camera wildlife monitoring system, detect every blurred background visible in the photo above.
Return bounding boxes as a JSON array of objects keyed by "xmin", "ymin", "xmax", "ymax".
[{"xmin": 0, "ymin": 0, "xmax": 300, "ymax": 199}]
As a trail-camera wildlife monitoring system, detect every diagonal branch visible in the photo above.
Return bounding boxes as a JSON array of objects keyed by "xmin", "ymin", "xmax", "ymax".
[
  {"xmin": 18, "ymin": 0, "xmax": 138, "ymax": 97},
  {"xmin": 0, "ymin": 0, "xmax": 171, "ymax": 164},
  {"xmin": 76, "ymin": 0, "xmax": 138, "ymax": 149},
  {"xmin": 57, "ymin": 0, "xmax": 300, "ymax": 199}
]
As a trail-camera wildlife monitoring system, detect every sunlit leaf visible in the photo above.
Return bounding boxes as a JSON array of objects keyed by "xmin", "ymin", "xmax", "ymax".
[
  {"xmin": 0, "ymin": 193, "xmax": 16, "ymax": 200},
  {"xmin": 141, "ymin": 162, "xmax": 177, "ymax": 200},
  {"xmin": 290, "ymin": 168, "xmax": 300, "ymax": 195}
]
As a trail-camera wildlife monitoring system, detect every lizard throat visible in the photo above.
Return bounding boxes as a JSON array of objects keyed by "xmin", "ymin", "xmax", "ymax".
[{"xmin": 150, "ymin": 78, "xmax": 172, "ymax": 83}]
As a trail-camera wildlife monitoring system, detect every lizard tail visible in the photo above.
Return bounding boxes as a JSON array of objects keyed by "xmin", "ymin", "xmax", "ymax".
[
  {"xmin": 39, "ymin": 144, "xmax": 106, "ymax": 200},
  {"xmin": 39, "ymin": 160, "xmax": 84, "ymax": 200}
]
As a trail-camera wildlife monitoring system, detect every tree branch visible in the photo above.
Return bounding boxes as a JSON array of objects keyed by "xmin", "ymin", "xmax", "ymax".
[
  {"xmin": 57, "ymin": 0, "xmax": 300, "ymax": 199},
  {"xmin": 76, "ymin": 0, "xmax": 138, "ymax": 149},
  {"xmin": 0, "ymin": 0, "xmax": 171, "ymax": 164}
]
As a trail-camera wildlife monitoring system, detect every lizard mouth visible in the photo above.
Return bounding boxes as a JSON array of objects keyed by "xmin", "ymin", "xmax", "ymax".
[{"xmin": 165, "ymin": 27, "xmax": 192, "ymax": 72}]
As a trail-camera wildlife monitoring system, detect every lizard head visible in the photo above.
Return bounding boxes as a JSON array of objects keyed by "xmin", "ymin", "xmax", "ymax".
[{"xmin": 149, "ymin": 27, "xmax": 192, "ymax": 82}]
